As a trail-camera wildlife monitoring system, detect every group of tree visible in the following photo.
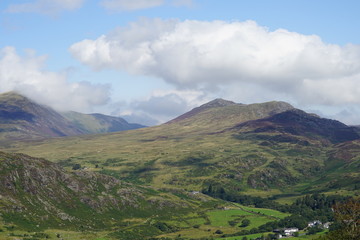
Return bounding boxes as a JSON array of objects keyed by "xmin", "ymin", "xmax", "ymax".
[
  {"xmin": 321, "ymin": 198, "xmax": 360, "ymax": 240},
  {"xmin": 203, "ymin": 183, "xmax": 358, "ymax": 238}
]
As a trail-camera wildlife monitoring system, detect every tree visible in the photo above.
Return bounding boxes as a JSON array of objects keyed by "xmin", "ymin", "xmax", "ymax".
[
  {"xmin": 240, "ymin": 219, "xmax": 251, "ymax": 227},
  {"xmin": 72, "ymin": 163, "xmax": 81, "ymax": 170},
  {"xmin": 325, "ymin": 198, "xmax": 360, "ymax": 240},
  {"xmin": 306, "ymin": 226, "xmax": 323, "ymax": 235}
]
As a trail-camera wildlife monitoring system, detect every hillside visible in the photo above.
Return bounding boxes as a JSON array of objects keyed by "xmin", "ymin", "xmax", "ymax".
[
  {"xmin": 0, "ymin": 151, "xmax": 211, "ymax": 239},
  {"xmin": 3, "ymin": 99, "xmax": 359, "ymax": 198},
  {"xmin": 2, "ymin": 151, "xmax": 299, "ymax": 240},
  {"xmin": 0, "ymin": 92, "xmax": 145, "ymax": 142},
  {"xmin": 62, "ymin": 111, "xmax": 145, "ymax": 134}
]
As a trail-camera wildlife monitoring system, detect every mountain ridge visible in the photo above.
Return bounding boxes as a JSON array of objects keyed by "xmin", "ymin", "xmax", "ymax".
[{"xmin": 167, "ymin": 99, "xmax": 293, "ymax": 125}]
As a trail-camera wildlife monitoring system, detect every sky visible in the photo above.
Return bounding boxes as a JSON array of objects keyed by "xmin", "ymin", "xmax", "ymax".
[{"xmin": 1, "ymin": 0, "xmax": 360, "ymax": 126}]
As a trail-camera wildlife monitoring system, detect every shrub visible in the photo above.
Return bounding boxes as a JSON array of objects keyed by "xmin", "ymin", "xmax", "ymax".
[{"xmin": 215, "ymin": 229, "xmax": 223, "ymax": 234}]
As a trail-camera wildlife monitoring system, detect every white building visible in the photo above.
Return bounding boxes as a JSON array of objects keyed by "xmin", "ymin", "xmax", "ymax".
[{"xmin": 284, "ymin": 228, "xmax": 299, "ymax": 236}]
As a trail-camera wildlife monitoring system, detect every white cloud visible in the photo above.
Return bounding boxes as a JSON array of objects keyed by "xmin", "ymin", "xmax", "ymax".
[
  {"xmin": 6, "ymin": 0, "xmax": 85, "ymax": 15},
  {"xmin": 0, "ymin": 47, "xmax": 110, "ymax": 112},
  {"xmin": 111, "ymin": 89, "xmax": 206, "ymax": 125},
  {"xmin": 70, "ymin": 18, "xmax": 360, "ymax": 110}
]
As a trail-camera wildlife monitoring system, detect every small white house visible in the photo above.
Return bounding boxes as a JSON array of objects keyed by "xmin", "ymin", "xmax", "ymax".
[
  {"xmin": 284, "ymin": 228, "xmax": 299, "ymax": 236},
  {"xmin": 323, "ymin": 222, "xmax": 331, "ymax": 229},
  {"xmin": 308, "ymin": 220, "xmax": 322, "ymax": 227}
]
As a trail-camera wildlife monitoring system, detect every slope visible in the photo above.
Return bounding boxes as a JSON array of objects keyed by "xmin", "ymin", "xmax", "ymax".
[
  {"xmin": 0, "ymin": 151, "xmax": 212, "ymax": 238},
  {"xmin": 62, "ymin": 111, "xmax": 145, "ymax": 134}
]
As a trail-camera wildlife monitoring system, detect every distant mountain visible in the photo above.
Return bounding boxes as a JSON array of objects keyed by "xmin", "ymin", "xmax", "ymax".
[
  {"xmin": 0, "ymin": 92, "xmax": 145, "ymax": 142},
  {"xmin": 0, "ymin": 92, "xmax": 83, "ymax": 140},
  {"xmin": 62, "ymin": 111, "xmax": 145, "ymax": 134}
]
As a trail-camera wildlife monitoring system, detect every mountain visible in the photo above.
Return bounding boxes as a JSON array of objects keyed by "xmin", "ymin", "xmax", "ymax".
[
  {"xmin": 0, "ymin": 92, "xmax": 145, "ymax": 142},
  {"xmin": 5, "ymin": 98, "xmax": 359, "ymax": 197},
  {"xmin": 62, "ymin": 111, "xmax": 145, "ymax": 134},
  {"xmin": 165, "ymin": 99, "xmax": 295, "ymax": 135},
  {"xmin": 168, "ymin": 98, "xmax": 238, "ymax": 123},
  {"xmin": 0, "ymin": 92, "xmax": 83, "ymax": 140}
]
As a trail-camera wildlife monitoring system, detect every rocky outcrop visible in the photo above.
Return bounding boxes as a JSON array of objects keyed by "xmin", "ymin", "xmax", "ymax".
[{"xmin": 0, "ymin": 151, "xmax": 186, "ymax": 230}]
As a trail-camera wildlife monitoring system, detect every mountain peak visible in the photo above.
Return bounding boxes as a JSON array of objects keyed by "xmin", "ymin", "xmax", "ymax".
[
  {"xmin": 199, "ymin": 98, "xmax": 238, "ymax": 108},
  {"xmin": 0, "ymin": 91, "xmax": 31, "ymax": 102},
  {"xmin": 167, "ymin": 99, "xmax": 295, "ymax": 130},
  {"xmin": 167, "ymin": 98, "xmax": 239, "ymax": 124}
]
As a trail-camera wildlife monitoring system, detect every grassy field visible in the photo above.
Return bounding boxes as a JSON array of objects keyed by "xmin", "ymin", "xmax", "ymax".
[
  {"xmin": 156, "ymin": 204, "xmax": 292, "ymax": 239},
  {"xmin": 216, "ymin": 232, "xmax": 327, "ymax": 240},
  {"xmin": 238, "ymin": 205, "xmax": 290, "ymax": 219}
]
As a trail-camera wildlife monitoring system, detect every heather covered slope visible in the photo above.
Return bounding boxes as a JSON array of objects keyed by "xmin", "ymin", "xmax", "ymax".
[
  {"xmin": 234, "ymin": 109, "xmax": 360, "ymax": 144},
  {"xmin": 4, "ymin": 99, "xmax": 360, "ymax": 197}
]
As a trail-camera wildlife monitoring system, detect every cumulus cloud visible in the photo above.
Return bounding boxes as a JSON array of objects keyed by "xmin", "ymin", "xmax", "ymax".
[
  {"xmin": 70, "ymin": 18, "xmax": 360, "ymax": 109},
  {"xmin": 111, "ymin": 89, "xmax": 206, "ymax": 125},
  {"xmin": 0, "ymin": 47, "xmax": 110, "ymax": 112},
  {"xmin": 6, "ymin": 0, "xmax": 85, "ymax": 15}
]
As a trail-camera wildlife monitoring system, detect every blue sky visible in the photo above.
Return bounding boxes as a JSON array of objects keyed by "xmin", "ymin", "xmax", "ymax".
[{"xmin": 1, "ymin": 0, "xmax": 360, "ymax": 125}]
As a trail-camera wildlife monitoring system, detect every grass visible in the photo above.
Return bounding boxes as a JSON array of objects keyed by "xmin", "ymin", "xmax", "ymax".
[
  {"xmin": 1, "ymin": 125, "xmax": 333, "ymax": 196},
  {"xmin": 154, "ymin": 204, "xmax": 292, "ymax": 239},
  {"xmin": 216, "ymin": 232, "xmax": 272, "ymax": 240},
  {"xmin": 0, "ymin": 227, "xmax": 113, "ymax": 240},
  {"xmin": 239, "ymin": 205, "xmax": 290, "ymax": 219},
  {"xmin": 208, "ymin": 209, "xmax": 254, "ymax": 227}
]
